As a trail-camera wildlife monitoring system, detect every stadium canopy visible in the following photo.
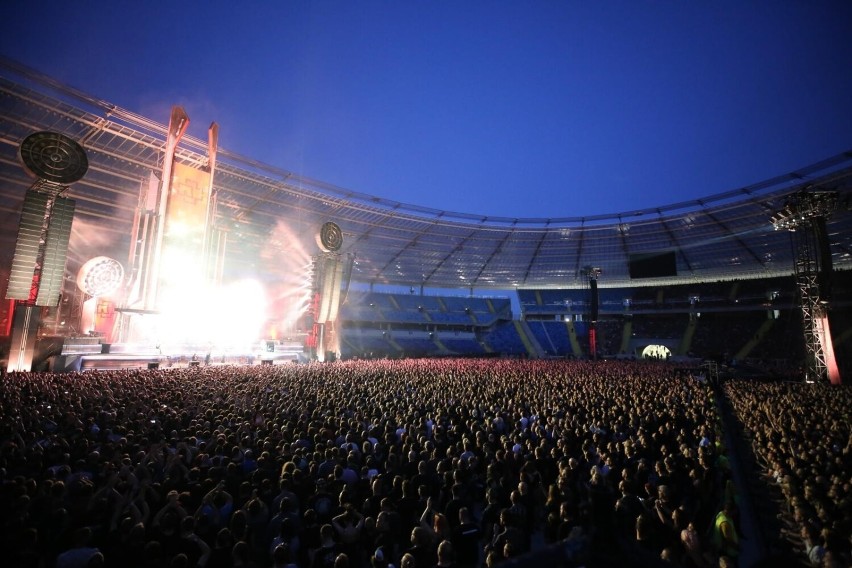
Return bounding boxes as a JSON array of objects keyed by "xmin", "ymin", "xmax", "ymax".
[{"xmin": 1, "ymin": 57, "xmax": 851, "ymax": 292}]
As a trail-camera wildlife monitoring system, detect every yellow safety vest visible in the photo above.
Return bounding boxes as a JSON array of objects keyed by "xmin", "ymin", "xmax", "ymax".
[{"xmin": 713, "ymin": 511, "xmax": 739, "ymax": 556}]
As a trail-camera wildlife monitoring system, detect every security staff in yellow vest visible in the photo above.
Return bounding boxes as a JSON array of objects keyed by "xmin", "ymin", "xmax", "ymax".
[{"xmin": 713, "ymin": 500, "xmax": 739, "ymax": 562}]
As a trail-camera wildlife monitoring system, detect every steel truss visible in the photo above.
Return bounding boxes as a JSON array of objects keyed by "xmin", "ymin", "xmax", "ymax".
[
  {"xmin": 793, "ymin": 228, "xmax": 830, "ymax": 382},
  {"xmin": 773, "ymin": 192, "xmax": 840, "ymax": 384}
]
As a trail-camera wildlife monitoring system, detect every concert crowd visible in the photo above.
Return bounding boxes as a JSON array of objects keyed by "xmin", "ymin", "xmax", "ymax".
[{"xmin": 0, "ymin": 358, "xmax": 848, "ymax": 567}]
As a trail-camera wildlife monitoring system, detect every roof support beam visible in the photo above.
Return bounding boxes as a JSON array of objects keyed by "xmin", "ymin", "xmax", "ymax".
[
  {"xmin": 472, "ymin": 221, "xmax": 518, "ymax": 286},
  {"xmin": 373, "ymin": 215, "xmax": 443, "ymax": 284},
  {"xmin": 656, "ymin": 210, "xmax": 693, "ymax": 275},
  {"xmin": 422, "ymin": 225, "xmax": 480, "ymax": 286},
  {"xmin": 703, "ymin": 208, "xmax": 767, "ymax": 268},
  {"xmin": 522, "ymin": 221, "xmax": 551, "ymax": 285},
  {"xmin": 572, "ymin": 220, "xmax": 586, "ymax": 280}
]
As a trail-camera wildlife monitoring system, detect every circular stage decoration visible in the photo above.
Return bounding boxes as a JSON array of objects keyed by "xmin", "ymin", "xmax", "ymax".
[
  {"xmin": 317, "ymin": 221, "xmax": 343, "ymax": 252},
  {"xmin": 20, "ymin": 131, "xmax": 89, "ymax": 185},
  {"xmin": 77, "ymin": 256, "xmax": 124, "ymax": 297}
]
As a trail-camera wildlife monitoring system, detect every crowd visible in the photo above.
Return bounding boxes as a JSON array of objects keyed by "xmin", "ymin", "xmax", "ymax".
[
  {"xmin": 724, "ymin": 380, "xmax": 851, "ymax": 567},
  {"xmin": 0, "ymin": 358, "xmax": 772, "ymax": 567}
]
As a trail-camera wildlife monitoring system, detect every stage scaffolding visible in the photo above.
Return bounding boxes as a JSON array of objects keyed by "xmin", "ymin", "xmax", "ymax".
[{"xmin": 771, "ymin": 191, "xmax": 841, "ymax": 384}]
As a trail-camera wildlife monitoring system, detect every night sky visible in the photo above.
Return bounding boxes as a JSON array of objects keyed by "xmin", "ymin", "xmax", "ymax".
[{"xmin": 2, "ymin": 1, "xmax": 851, "ymax": 219}]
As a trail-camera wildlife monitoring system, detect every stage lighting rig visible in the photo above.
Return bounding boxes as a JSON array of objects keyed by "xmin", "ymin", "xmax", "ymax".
[
  {"xmin": 771, "ymin": 189, "xmax": 841, "ymax": 384},
  {"xmin": 771, "ymin": 191, "xmax": 838, "ymax": 231}
]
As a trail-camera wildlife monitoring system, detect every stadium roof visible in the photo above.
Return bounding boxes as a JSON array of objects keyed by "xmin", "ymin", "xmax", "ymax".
[{"xmin": 2, "ymin": 57, "xmax": 851, "ymax": 292}]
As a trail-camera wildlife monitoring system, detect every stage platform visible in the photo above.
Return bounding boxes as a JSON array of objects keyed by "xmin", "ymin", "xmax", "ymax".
[
  {"xmin": 50, "ymin": 337, "xmax": 307, "ymax": 372},
  {"xmin": 80, "ymin": 353, "xmax": 162, "ymax": 371},
  {"xmin": 55, "ymin": 352, "xmax": 304, "ymax": 372}
]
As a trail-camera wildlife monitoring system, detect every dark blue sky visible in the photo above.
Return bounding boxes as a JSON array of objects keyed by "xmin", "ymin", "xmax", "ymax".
[{"xmin": 3, "ymin": 1, "xmax": 851, "ymax": 219}]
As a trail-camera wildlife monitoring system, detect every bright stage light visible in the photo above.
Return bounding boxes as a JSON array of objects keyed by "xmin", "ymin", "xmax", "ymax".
[
  {"xmin": 160, "ymin": 247, "xmax": 203, "ymax": 280},
  {"xmin": 260, "ymin": 221, "xmax": 317, "ymax": 337},
  {"xmin": 133, "ymin": 220, "xmax": 318, "ymax": 350},
  {"xmin": 154, "ymin": 240, "xmax": 268, "ymax": 349},
  {"xmin": 156, "ymin": 278, "xmax": 268, "ymax": 350}
]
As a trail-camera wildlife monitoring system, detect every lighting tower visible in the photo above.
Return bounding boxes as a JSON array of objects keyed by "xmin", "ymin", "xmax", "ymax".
[
  {"xmin": 582, "ymin": 266, "xmax": 602, "ymax": 359},
  {"xmin": 771, "ymin": 191, "xmax": 841, "ymax": 384}
]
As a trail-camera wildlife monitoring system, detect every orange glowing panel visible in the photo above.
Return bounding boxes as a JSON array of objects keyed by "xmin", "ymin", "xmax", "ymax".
[
  {"xmin": 165, "ymin": 162, "xmax": 211, "ymax": 246},
  {"xmin": 94, "ymin": 298, "xmax": 117, "ymax": 341}
]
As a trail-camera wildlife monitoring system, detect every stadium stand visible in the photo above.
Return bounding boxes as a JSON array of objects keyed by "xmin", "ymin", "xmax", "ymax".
[
  {"xmin": 526, "ymin": 320, "xmax": 572, "ymax": 357},
  {"xmin": 438, "ymin": 332, "xmax": 487, "ymax": 356}
]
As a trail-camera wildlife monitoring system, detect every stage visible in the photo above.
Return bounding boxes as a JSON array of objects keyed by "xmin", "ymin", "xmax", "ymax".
[{"xmin": 48, "ymin": 336, "xmax": 306, "ymax": 372}]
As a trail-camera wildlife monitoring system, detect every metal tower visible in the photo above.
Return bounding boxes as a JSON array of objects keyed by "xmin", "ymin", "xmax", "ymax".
[
  {"xmin": 582, "ymin": 266, "xmax": 602, "ymax": 359},
  {"xmin": 771, "ymin": 191, "xmax": 841, "ymax": 384}
]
